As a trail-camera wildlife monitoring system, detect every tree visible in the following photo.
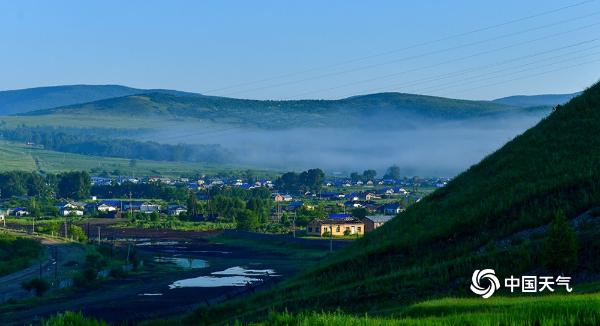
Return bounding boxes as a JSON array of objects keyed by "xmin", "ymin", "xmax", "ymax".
[
  {"xmin": 299, "ymin": 168, "xmax": 325, "ymax": 192},
  {"xmin": 276, "ymin": 172, "xmax": 299, "ymax": 192},
  {"xmin": 57, "ymin": 171, "xmax": 91, "ymax": 199},
  {"xmin": 384, "ymin": 165, "xmax": 401, "ymax": 180},
  {"xmin": 237, "ymin": 209, "xmax": 260, "ymax": 231},
  {"xmin": 21, "ymin": 278, "xmax": 50, "ymax": 296},
  {"xmin": 543, "ymin": 211, "xmax": 578, "ymax": 274},
  {"xmin": 350, "ymin": 172, "xmax": 362, "ymax": 183},
  {"xmin": 187, "ymin": 190, "xmax": 198, "ymax": 218},
  {"xmin": 362, "ymin": 169, "xmax": 377, "ymax": 181},
  {"xmin": 351, "ymin": 207, "xmax": 367, "ymax": 219}
]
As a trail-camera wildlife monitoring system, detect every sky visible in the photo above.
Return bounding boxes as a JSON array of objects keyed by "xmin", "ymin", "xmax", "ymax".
[{"xmin": 1, "ymin": 0, "xmax": 599, "ymax": 100}]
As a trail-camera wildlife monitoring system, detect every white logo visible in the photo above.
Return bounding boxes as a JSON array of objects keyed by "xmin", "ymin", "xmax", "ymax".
[{"xmin": 470, "ymin": 269, "xmax": 500, "ymax": 299}]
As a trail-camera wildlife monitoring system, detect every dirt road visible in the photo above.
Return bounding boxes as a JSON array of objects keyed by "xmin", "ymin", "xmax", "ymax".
[{"xmin": 0, "ymin": 237, "xmax": 86, "ymax": 303}]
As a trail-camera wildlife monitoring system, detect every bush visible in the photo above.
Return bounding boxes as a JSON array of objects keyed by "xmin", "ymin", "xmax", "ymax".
[
  {"xmin": 42, "ymin": 311, "xmax": 107, "ymax": 326},
  {"xmin": 543, "ymin": 210, "xmax": 578, "ymax": 274},
  {"xmin": 21, "ymin": 278, "xmax": 50, "ymax": 296}
]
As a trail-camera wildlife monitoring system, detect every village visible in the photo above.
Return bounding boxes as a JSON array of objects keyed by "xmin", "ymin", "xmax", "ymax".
[{"xmin": 0, "ymin": 170, "xmax": 449, "ymax": 239}]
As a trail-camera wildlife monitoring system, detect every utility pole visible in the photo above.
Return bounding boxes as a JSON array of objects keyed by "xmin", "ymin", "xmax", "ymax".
[
  {"xmin": 64, "ymin": 220, "xmax": 68, "ymax": 239},
  {"xmin": 129, "ymin": 191, "xmax": 133, "ymax": 218},
  {"xmin": 329, "ymin": 221, "xmax": 333, "ymax": 253},
  {"xmin": 54, "ymin": 247, "xmax": 58, "ymax": 282},
  {"xmin": 32, "ymin": 216, "xmax": 35, "ymax": 234},
  {"xmin": 292, "ymin": 213, "xmax": 296, "ymax": 238},
  {"xmin": 97, "ymin": 226, "xmax": 101, "ymax": 243}
]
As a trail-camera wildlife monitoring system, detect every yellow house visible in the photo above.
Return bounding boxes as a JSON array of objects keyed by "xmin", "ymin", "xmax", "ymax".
[{"xmin": 306, "ymin": 219, "xmax": 364, "ymax": 237}]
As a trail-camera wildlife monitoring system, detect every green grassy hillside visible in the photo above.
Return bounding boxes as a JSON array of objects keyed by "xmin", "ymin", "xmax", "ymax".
[
  {"xmin": 0, "ymin": 141, "xmax": 274, "ymax": 177},
  {"xmin": 20, "ymin": 92, "xmax": 548, "ymax": 130},
  {"xmin": 0, "ymin": 85, "xmax": 193, "ymax": 115},
  {"xmin": 195, "ymin": 81, "xmax": 600, "ymax": 323}
]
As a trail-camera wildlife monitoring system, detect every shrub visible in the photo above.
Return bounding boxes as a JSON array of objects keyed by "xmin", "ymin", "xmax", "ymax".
[
  {"xmin": 42, "ymin": 311, "xmax": 107, "ymax": 326},
  {"xmin": 21, "ymin": 278, "xmax": 50, "ymax": 296},
  {"xmin": 543, "ymin": 210, "xmax": 578, "ymax": 274}
]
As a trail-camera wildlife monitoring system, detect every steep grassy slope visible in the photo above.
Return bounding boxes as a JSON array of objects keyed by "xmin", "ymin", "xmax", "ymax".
[
  {"xmin": 21, "ymin": 92, "xmax": 547, "ymax": 129},
  {"xmin": 197, "ymin": 81, "xmax": 600, "ymax": 322}
]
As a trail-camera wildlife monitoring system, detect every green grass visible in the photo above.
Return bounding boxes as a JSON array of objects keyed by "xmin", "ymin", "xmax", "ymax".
[
  {"xmin": 254, "ymin": 294, "xmax": 600, "ymax": 325},
  {"xmin": 0, "ymin": 231, "xmax": 42, "ymax": 276},
  {"xmin": 119, "ymin": 220, "xmax": 237, "ymax": 231},
  {"xmin": 41, "ymin": 311, "xmax": 107, "ymax": 326},
  {"xmin": 0, "ymin": 140, "xmax": 274, "ymax": 177}
]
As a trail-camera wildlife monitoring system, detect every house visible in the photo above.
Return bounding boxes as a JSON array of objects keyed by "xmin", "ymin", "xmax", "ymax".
[
  {"xmin": 328, "ymin": 213, "xmax": 352, "ymax": 219},
  {"xmin": 10, "ymin": 207, "xmax": 30, "ymax": 217},
  {"xmin": 345, "ymin": 193, "xmax": 360, "ymax": 201},
  {"xmin": 364, "ymin": 193, "xmax": 381, "ymax": 200},
  {"xmin": 167, "ymin": 205, "xmax": 188, "ymax": 216},
  {"xmin": 57, "ymin": 202, "xmax": 84, "ymax": 216},
  {"xmin": 306, "ymin": 218, "xmax": 364, "ymax": 237},
  {"xmin": 380, "ymin": 203, "xmax": 405, "ymax": 215},
  {"xmin": 286, "ymin": 201, "xmax": 304, "ymax": 211},
  {"xmin": 140, "ymin": 203, "xmax": 161, "ymax": 214},
  {"xmin": 97, "ymin": 203, "xmax": 118, "ymax": 213},
  {"xmin": 364, "ymin": 215, "xmax": 393, "ymax": 232},
  {"xmin": 282, "ymin": 195, "xmax": 293, "ymax": 202},
  {"xmin": 123, "ymin": 201, "xmax": 144, "ymax": 212},
  {"xmin": 394, "ymin": 187, "xmax": 409, "ymax": 195},
  {"xmin": 273, "ymin": 194, "xmax": 284, "ymax": 202}
]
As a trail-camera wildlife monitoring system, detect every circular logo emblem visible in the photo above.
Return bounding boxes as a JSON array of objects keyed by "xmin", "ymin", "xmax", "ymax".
[{"xmin": 470, "ymin": 269, "xmax": 500, "ymax": 299}]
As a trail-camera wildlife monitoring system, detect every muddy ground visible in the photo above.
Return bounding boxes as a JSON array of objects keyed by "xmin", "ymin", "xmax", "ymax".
[{"xmin": 0, "ymin": 220, "xmax": 342, "ymax": 325}]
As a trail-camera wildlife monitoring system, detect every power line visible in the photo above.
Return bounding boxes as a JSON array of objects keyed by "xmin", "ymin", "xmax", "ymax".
[
  {"xmin": 204, "ymin": 0, "xmax": 598, "ymax": 95},
  {"xmin": 221, "ymin": 11, "xmax": 600, "ymax": 97},
  {"xmin": 413, "ymin": 46, "xmax": 600, "ymax": 94},
  {"xmin": 359, "ymin": 39, "xmax": 599, "ymax": 94},
  {"xmin": 439, "ymin": 58, "xmax": 600, "ymax": 97},
  {"xmin": 289, "ymin": 21, "xmax": 600, "ymax": 99}
]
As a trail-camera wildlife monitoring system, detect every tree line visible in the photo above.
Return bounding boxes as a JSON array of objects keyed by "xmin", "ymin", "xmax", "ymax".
[
  {"xmin": 0, "ymin": 171, "xmax": 90, "ymax": 200},
  {"xmin": 0, "ymin": 126, "xmax": 231, "ymax": 163}
]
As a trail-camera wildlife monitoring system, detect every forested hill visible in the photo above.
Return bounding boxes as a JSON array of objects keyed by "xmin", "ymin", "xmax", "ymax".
[
  {"xmin": 202, "ymin": 82, "xmax": 600, "ymax": 322},
  {"xmin": 21, "ymin": 91, "xmax": 550, "ymax": 129},
  {"xmin": 493, "ymin": 92, "xmax": 580, "ymax": 107},
  {"xmin": 0, "ymin": 85, "xmax": 191, "ymax": 115}
]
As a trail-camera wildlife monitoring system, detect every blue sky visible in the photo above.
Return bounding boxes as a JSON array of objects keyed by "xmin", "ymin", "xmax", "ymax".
[{"xmin": 1, "ymin": 0, "xmax": 599, "ymax": 100}]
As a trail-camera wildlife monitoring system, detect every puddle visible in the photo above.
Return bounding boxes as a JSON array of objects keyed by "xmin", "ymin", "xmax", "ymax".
[
  {"xmin": 136, "ymin": 241, "xmax": 179, "ymax": 246},
  {"xmin": 154, "ymin": 256, "xmax": 208, "ymax": 269},
  {"xmin": 168, "ymin": 266, "xmax": 278, "ymax": 289},
  {"xmin": 168, "ymin": 276, "xmax": 262, "ymax": 288},
  {"xmin": 138, "ymin": 293, "xmax": 163, "ymax": 296},
  {"xmin": 116, "ymin": 238, "xmax": 151, "ymax": 242},
  {"xmin": 162, "ymin": 249, "xmax": 232, "ymax": 255},
  {"xmin": 212, "ymin": 266, "xmax": 275, "ymax": 276}
]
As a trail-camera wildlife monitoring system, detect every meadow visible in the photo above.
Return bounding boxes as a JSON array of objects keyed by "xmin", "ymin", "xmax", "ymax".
[
  {"xmin": 255, "ymin": 294, "xmax": 600, "ymax": 326},
  {"xmin": 0, "ymin": 140, "xmax": 274, "ymax": 177}
]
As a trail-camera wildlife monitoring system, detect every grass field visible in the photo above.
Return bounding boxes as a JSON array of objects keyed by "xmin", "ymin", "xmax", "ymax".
[
  {"xmin": 254, "ymin": 293, "xmax": 600, "ymax": 325},
  {"xmin": 0, "ymin": 140, "xmax": 276, "ymax": 177}
]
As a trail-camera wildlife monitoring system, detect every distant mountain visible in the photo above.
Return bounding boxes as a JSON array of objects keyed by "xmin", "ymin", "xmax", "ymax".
[
  {"xmin": 0, "ymin": 85, "xmax": 192, "ymax": 115},
  {"xmin": 21, "ymin": 91, "xmax": 550, "ymax": 129},
  {"xmin": 493, "ymin": 92, "xmax": 581, "ymax": 107}
]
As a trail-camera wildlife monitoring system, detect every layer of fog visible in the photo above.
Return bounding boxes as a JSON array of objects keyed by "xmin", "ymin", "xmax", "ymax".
[{"xmin": 145, "ymin": 112, "xmax": 547, "ymax": 177}]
